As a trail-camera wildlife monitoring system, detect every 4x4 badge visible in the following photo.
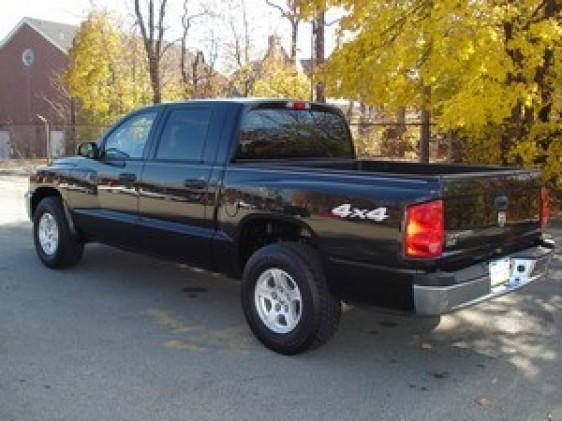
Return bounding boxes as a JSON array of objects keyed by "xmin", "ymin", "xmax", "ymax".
[
  {"xmin": 498, "ymin": 211, "xmax": 507, "ymax": 227},
  {"xmin": 331, "ymin": 204, "xmax": 389, "ymax": 222}
]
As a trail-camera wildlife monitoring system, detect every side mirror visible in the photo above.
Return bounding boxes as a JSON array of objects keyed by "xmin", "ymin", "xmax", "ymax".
[{"xmin": 77, "ymin": 142, "xmax": 99, "ymax": 159}]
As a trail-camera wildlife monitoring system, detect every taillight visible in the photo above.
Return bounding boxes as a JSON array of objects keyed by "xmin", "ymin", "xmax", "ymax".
[
  {"xmin": 404, "ymin": 200, "xmax": 444, "ymax": 258},
  {"xmin": 540, "ymin": 187, "xmax": 549, "ymax": 229}
]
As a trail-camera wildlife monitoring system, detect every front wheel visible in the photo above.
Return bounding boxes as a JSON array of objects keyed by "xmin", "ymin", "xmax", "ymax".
[
  {"xmin": 33, "ymin": 197, "xmax": 84, "ymax": 269},
  {"xmin": 241, "ymin": 243, "xmax": 341, "ymax": 354}
]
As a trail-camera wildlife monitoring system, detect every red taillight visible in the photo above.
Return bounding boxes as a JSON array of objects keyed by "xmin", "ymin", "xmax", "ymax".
[
  {"xmin": 404, "ymin": 200, "xmax": 444, "ymax": 258},
  {"xmin": 540, "ymin": 187, "xmax": 549, "ymax": 229}
]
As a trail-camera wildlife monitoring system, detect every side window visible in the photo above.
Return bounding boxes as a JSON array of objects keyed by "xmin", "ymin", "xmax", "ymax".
[
  {"xmin": 104, "ymin": 111, "xmax": 157, "ymax": 160},
  {"xmin": 155, "ymin": 108, "xmax": 211, "ymax": 161}
]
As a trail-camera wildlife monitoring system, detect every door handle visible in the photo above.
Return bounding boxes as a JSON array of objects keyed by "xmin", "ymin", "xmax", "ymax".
[
  {"xmin": 183, "ymin": 178, "xmax": 207, "ymax": 190},
  {"xmin": 119, "ymin": 172, "xmax": 137, "ymax": 183}
]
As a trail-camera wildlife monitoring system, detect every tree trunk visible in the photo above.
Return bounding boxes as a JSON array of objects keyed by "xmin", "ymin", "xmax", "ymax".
[
  {"xmin": 314, "ymin": 10, "xmax": 325, "ymax": 103},
  {"xmin": 447, "ymin": 131, "xmax": 462, "ymax": 163},
  {"xmin": 290, "ymin": 22, "xmax": 298, "ymax": 66},
  {"xmin": 241, "ymin": 0, "xmax": 250, "ymax": 65},
  {"xmin": 536, "ymin": 0, "xmax": 558, "ymax": 124},
  {"xmin": 419, "ymin": 109, "xmax": 430, "ymax": 163},
  {"xmin": 192, "ymin": 52, "xmax": 204, "ymax": 98},
  {"xmin": 396, "ymin": 107, "xmax": 406, "ymax": 136},
  {"xmin": 134, "ymin": 0, "xmax": 166, "ymax": 105},
  {"xmin": 358, "ymin": 102, "xmax": 369, "ymax": 138},
  {"xmin": 149, "ymin": 58, "xmax": 161, "ymax": 104},
  {"xmin": 500, "ymin": 20, "xmax": 526, "ymax": 165},
  {"xmin": 419, "ymin": 87, "xmax": 431, "ymax": 163},
  {"xmin": 180, "ymin": 40, "xmax": 189, "ymax": 95}
]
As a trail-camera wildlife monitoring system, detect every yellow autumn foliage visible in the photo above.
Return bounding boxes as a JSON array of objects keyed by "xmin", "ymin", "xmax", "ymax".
[
  {"xmin": 303, "ymin": 0, "xmax": 561, "ymax": 193},
  {"xmin": 63, "ymin": 10, "xmax": 154, "ymax": 126},
  {"xmin": 252, "ymin": 65, "xmax": 311, "ymax": 100}
]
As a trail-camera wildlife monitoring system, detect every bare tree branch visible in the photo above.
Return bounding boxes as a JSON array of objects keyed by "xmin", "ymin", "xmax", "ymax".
[
  {"xmin": 265, "ymin": 0, "xmax": 290, "ymax": 19},
  {"xmin": 264, "ymin": 0, "xmax": 303, "ymax": 64},
  {"xmin": 134, "ymin": 0, "xmax": 169, "ymax": 103},
  {"xmin": 179, "ymin": 0, "xmax": 209, "ymax": 96},
  {"xmin": 155, "ymin": 0, "xmax": 167, "ymax": 59},
  {"xmin": 241, "ymin": 0, "xmax": 250, "ymax": 65}
]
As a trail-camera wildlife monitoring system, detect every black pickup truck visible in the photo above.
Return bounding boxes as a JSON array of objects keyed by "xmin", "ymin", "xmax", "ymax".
[{"xmin": 26, "ymin": 99, "xmax": 554, "ymax": 354}]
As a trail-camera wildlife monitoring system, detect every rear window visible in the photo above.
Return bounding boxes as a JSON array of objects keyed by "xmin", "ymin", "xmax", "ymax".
[{"xmin": 236, "ymin": 108, "xmax": 353, "ymax": 160}]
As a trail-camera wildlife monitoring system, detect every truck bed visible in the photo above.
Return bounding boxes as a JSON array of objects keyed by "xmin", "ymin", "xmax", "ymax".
[{"xmin": 234, "ymin": 158, "xmax": 543, "ymax": 271}]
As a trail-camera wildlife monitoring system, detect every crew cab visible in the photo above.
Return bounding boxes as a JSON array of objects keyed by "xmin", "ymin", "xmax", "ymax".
[{"xmin": 26, "ymin": 99, "xmax": 555, "ymax": 354}]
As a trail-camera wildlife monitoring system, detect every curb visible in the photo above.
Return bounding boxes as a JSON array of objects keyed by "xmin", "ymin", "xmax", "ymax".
[{"xmin": 0, "ymin": 170, "xmax": 31, "ymax": 176}]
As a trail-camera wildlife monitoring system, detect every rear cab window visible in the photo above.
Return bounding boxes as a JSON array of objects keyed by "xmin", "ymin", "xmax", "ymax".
[{"xmin": 236, "ymin": 104, "xmax": 353, "ymax": 160}]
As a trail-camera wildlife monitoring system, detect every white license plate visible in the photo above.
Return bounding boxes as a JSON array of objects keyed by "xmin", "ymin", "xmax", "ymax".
[{"xmin": 490, "ymin": 257, "xmax": 511, "ymax": 287}]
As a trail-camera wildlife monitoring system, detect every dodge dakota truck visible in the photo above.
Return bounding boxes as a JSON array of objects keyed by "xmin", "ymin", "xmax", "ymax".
[{"xmin": 26, "ymin": 99, "xmax": 555, "ymax": 354}]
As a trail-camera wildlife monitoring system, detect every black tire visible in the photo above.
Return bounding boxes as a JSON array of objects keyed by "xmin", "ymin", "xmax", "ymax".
[
  {"xmin": 33, "ymin": 197, "xmax": 84, "ymax": 269},
  {"xmin": 241, "ymin": 242, "xmax": 341, "ymax": 355}
]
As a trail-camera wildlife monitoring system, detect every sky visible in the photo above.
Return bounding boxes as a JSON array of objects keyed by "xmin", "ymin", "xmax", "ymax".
[{"xmin": 0, "ymin": 0, "xmax": 340, "ymax": 73}]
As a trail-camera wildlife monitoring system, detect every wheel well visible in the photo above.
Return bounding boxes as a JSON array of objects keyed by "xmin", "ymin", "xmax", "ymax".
[
  {"xmin": 238, "ymin": 218, "xmax": 316, "ymax": 272},
  {"xmin": 31, "ymin": 187, "xmax": 61, "ymax": 218}
]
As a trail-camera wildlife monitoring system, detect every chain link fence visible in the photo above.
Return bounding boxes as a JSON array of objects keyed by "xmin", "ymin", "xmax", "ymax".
[
  {"xmin": 349, "ymin": 122, "xmax": 450, "ymax": 162},
  {"xmin": 0, "ymin": 121, "xmax": 449, "ymax": 162},
  {"xmin": 0, "ymin": 124, "xmax": 109, "ymax": 160}
]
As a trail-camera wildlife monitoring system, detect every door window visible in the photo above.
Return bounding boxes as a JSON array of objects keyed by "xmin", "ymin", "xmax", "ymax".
[
  {"xmin": 155, "ymin": 108, "xmax": 211, "ymax": 161},
  {"xmin": 104, "ymin": 111, "xmax": 157, "ymax": 159}
]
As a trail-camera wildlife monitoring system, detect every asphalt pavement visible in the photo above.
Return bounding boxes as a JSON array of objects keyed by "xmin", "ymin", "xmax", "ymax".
[{"xmin": 1, "ymin": 175, "xmax": 561, "ymax": 421}]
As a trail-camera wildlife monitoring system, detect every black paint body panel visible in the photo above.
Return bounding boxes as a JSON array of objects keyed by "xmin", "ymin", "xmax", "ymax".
[{"xmin": 28, "ymin": 99, "xmax": 546, "ymax": 312}]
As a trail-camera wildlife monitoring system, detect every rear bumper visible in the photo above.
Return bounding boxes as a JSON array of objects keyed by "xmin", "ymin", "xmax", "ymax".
[{"xmin": 414, "ymin": 240, "xmax": 555, "ymax": 315}]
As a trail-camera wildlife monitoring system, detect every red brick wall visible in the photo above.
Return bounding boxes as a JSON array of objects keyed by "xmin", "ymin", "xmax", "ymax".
[{"xmin": 0, "ymin": 23, "xmax": 70, "ymax": 125}]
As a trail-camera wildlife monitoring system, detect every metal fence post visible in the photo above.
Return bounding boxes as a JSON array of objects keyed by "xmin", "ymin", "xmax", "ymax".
[{"xmin": 36, "ymin": 114, "xmax": 50, "ymax": 164}]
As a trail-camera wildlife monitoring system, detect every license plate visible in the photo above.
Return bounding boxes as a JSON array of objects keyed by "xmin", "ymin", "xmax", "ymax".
[{"xmin": 490, "ymin": 257, "xmax": 511, "ymax": 287}]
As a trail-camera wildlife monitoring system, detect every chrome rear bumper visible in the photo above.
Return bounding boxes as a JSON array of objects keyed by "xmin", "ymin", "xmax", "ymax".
[{"xmin": 414, "ymin": 240, "xmax": 555, "ymax": 316}]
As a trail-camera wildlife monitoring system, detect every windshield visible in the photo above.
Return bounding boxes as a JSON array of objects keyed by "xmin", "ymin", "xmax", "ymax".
[{"xmin": 236, "ymin": 108, "xmax": 353, "ymax": 160}]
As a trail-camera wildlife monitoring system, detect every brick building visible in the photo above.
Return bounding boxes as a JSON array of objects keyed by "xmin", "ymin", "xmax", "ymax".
[{"xmin": 0, "ymin": 17, "xmax": 78, "ymax": 158}]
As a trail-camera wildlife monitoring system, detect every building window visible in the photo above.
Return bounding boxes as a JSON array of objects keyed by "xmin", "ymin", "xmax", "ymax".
[{"xmin": 22, "ymin": 48, "xmax": 34, "ymax": 67}]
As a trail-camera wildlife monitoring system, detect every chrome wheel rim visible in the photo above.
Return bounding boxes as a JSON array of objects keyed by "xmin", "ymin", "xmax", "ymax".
[
  {"xmin": 254, "ymin": 268, "xmax": 302, "ymax": 334},
  {"xmin": 38, "ymin": 212, "xmax": 59, "ymax": 256}
]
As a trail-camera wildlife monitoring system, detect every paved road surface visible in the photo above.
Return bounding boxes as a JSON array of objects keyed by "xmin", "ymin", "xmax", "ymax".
[{"xmin": 1, "ymin": 175, "xmax": 561, "ymax": 420}]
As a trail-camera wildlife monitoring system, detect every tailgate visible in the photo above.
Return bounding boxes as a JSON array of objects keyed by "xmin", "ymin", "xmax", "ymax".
[{"xmin": 441, "ymin": 170, "xmax": 542, "ymax": 267}]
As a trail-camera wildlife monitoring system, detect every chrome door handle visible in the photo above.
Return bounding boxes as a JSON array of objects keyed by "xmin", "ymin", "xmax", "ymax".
[
  {"xmin": 183, "ymin": 178, "xmax": 207, "ymax": 190},
  {"xmin": 118, "ymin": 173, "xmax": 137, "ymax": 183}
]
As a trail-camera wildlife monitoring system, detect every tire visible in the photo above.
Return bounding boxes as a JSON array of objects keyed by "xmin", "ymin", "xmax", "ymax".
[
  {"xmin": 33, "ymin": 196, "xmax": 84, "ymax": 269},
  {"xmin": 241, "ymin": 242, "xmax": 341, "ymax": 355}
]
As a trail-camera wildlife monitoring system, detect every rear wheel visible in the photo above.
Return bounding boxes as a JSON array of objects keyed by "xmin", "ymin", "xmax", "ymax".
[
  {"xmin": 33, "ymin": 197, "xmax": 84, "ymax": 269},
  {"xmin": 241, "ymin": 242, "xmax": 341, "ymax": 354}
]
